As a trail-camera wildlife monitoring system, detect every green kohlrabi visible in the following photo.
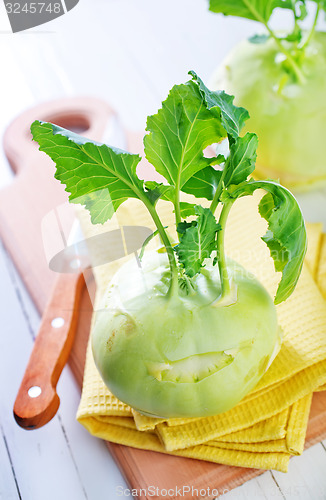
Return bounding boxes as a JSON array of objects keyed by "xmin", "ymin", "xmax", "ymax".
[
  {"xmin": 31, "ymin": 72, "xmax": 307, "ymax": 418},
  {"xmin": 209, "ymin": 0, "xmax": 326, "ymax": 190}
]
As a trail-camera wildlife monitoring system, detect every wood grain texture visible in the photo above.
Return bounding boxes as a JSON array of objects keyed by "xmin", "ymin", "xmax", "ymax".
[{"xmin": 3, "ymin": 98, "xmax": 326, "ymax": 500}]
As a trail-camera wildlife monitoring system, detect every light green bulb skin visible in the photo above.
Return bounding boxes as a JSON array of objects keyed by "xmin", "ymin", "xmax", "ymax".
[
  {"xmin": 91, "ymin": 251, "xmax": 281, "ymax": 419},
  {"xmin": 211, "ymin": 33, "xmax": 326, "ymax": 190}
]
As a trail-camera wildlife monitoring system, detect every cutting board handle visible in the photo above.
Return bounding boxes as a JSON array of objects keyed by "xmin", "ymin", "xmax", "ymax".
[
  {"xmin": 13, "ymin": 271, "xmax": 86, "ymax": 429},
  {"xmin": 3, "ymin": 97, "xmax": 114, "ymax": 174}
]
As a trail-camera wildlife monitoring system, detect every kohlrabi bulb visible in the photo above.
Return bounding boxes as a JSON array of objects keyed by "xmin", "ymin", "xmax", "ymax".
[
  {"xmin": 91, "ymin": 250, "xmax": 281, "ymax": 418},
  {"xmin": 211, "ymin": 33, "xmax": 326, "ymax": 191}
]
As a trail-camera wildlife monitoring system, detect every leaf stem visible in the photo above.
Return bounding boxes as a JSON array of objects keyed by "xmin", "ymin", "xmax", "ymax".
[
  {"xmin": 183, "ymin": 274, "xmax": 196, "ymax": 296},
  {"xmin": 216, "ymin": 201, "xmax": 233, "ymax": 298},
  {"xmin": 263, "ymin": 21, "xmax": 306, "ymax": 84},
  {"xmin": 290, "ymin": 0, "xmax": 299, "ymax": 40},
  {"xmin": 241, "ymin": 0, "xmax": 306, "ymax": 84},
  {"xmin": 174, "ymin": 188, "xmax": 181, "ymax": 229},
  {"xmin": 209, "ymin": 158, "xmax": 229, "ymax": 213},
  {"xmin": 300, "ymin": 3, "xmax": 320, "ymax": 50},
  {"xmin": 142, "ymin": 197, "xmax": 179, "ymax": 295}
]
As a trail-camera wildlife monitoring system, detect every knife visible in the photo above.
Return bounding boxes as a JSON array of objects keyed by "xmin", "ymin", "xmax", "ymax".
[{"xmin": 13, "ymin": 113, "xmax": 151, "ymax": 429}]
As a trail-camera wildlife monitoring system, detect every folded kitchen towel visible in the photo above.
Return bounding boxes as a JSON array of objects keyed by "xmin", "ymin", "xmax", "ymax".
[{"xmin": 77, "ymin": 195, "xmax": 326, "ymax": 473}]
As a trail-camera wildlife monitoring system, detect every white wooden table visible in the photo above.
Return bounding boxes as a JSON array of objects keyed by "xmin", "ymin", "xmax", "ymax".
[{"xmin": 0, "ymin": 1, "xmax": 326, "ymax": 499}]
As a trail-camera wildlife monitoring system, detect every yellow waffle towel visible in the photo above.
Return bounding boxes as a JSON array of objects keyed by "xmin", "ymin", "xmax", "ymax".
[{"xmin": 76, "ymin": 195, "xmax": 326, "ymax": 473}]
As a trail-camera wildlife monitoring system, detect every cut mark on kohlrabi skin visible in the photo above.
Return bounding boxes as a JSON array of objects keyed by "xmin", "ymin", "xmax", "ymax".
[
  {"xmin": 146, "ymin": 351, "xmax": 234, "ymax": 383},
  {"xmin": 146, "ymin": 338, "xmax": 255, "ymax": 383},
  {"xmin": 146, "ymin": 346, "xmax": 235, "ymax": 383}
]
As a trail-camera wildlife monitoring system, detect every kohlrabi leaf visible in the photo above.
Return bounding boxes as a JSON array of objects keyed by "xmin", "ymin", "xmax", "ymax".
[
  {"xmin": 144, "ymin": 80, "xmax": 226, "ymax": 190},
  {"xmin": 182, "ymin": 132, "xmax": 257, "ymax": 202},
  {"xmin": 249, "ymin": 33, "xmax": 270, "ymax": 43},
  {"xmin": 31, "ymin": 121, "xmax": 145, "ymax": 224},
  {"xmin": 276, "ymin": 0, "xmax": 292, "ymax": 7},
  {"xmin": 144, "ymin": 181, "xmax": 175, "ymax": 205},
  {"xmin": 182, "ymin": 167, "xmax": 222, "ymax": 200},
  {"xmin": 227, "ymin": 179, "xmax": 307, "ymax": 304},
  {"xmin": 209, "ymin": 0, "xmax": 280, "ymax": 24},
  {"xmin": 224, "ymin": 133, "xmax": 258, "ymax": 186},
  {"xmin": 278, "ymin": 0, "xmax": 307, "ymax": 20},
  {"xmin": 179, "ymin": 202, "xmax": 197, "ymax": 217},
  {"xmin": 180, "ymin": 72, "xmax": 253, "ymax": 203},
  {"xmin": 176, "ymin": 206, "xmax": 220, "ymax": 277},
  {"xmin": 282, "ymin": 29, "xmax": 303, "ymax": 43},
  {"xmin": 311, "ymin": 0, "xmax": 326, "ymax": 12},
  {"xmin": 189, "ymin": 71, "xmax": 249, "ymax": 140},
  {"xmin": 297, "ymin": 1, "xmax": 308, "ymax": 20},
  {"xmin": 145, "ymin": 72, "xmax": 251, "ymax": 206},
  {"xmin": 145, "ymin": 181, "xmax": 196, "ymax": 216}
]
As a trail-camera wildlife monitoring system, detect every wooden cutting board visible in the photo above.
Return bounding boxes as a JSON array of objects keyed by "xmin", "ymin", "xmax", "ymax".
[{"xmin": 2, "ymin": 99, "xmax": 326, "ymax": 500}]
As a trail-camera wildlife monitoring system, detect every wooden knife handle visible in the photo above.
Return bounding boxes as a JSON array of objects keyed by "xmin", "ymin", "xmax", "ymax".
[{"xmin": 13, "ymin": 271, "xmax": 86, "ymax": 429}]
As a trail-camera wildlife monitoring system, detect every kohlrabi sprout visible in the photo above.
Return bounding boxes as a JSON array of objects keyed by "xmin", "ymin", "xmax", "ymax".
[
  {"xmin": 209, "ymin": 0, "xmax": 326, "ymax": 190},
  {"xmin": 31, "ymin": 71, "xmax": 307, "ymax": 418}
]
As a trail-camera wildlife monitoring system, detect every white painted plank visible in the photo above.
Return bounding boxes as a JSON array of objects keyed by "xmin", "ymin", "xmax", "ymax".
[
  {"xmin": 94, "ymin": 0, "xmax": 253, "ymax": 97},
  {"xmin": 255, "ymin": 472, "xmax": 285, "ymax": 499},
  {"xmin": 9, "ymin": 37, "xmax": 72, "ymax": 101},
  {"xmin": 0, "ymin": 242, "xmax": 88, "ymax": 500},
  {"xmin": 272, "ymin": 444, "xmax": 326, "ymax": 500},
  {"xmin": 91, "ymin": 0, "xmax": 254, "ymax": 130},
  {"xmin": 4, "ymin": 253, "xmax": 40, "ymax": 341},
  {"xmin": 2, "ymin": 247, "xmax": 128, "ymax": 500},
  {"xmin": 4, "ymin": 0, "xmax": 253, "ymax": 132},
  {"xmin": 30, "ymin": 0, "xmax": 161, "ymax": 130},
  {"xmin": 0, "ymin": 426, "xmax": 20, "ymax": 500},
  {"xmin": 220, "ymin": 471, "xmax": 285, "ymax": 499},
  {"xmin": 0, "ymin": 43, "xmax": 36, "ymax": 189},
  {"xmin": 57, "ymin": 367, "xmax": 129, "ymax": 500}
]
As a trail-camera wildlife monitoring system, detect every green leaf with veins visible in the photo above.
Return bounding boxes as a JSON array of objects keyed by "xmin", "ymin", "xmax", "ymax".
[
  {"xmin": 227, "ymin": 179, "xmax": 307, "ymax": 304},
  {"xmin": 179, "ymin": 202, "xmax": 197, "ymax": 217},
  {"xmin": 144, "ymin": 79, "xmax": 227, "ymax": 190},
  {"xmin": 145, "ymin": 181, "xmax": 196, "ymax": 216},
  {"xmin": 224, "ymin": 133, "xmax": 258, "ymax": 186},
  {"xmin": 189, "ymin": 71, "xmax": 249, "ymax": 141},
  {"xmin": 277, "ymin": 0, "xmax": 292, "ymax": 7},
  {"xmin": 176, "ymin": 206, "xmax": 221, "ymax": 277},
  {"xmin": 182, "ymin": 132, "xmax": 257, "ymax": 202},
  {"xmin": 181, "ymin": 72, "xmax": 252, "ymax": 202},
  {"xmin": 31, "ymin": 121, "xmax": 146, "ymax": 224},
  {"xmin": 209, "ymin": 0, "xmax": 283, "ymax": 22},
  {"xmin": 182, "ymin": 167, "xmax": 222, "ymax": 200},
  {"xmin": 144, "ymin": 181, "xmax": 174, "ymax": 206},
  {"xmin": 282, "ymin": 29, "xmax": 302, "ymax": 43}
]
